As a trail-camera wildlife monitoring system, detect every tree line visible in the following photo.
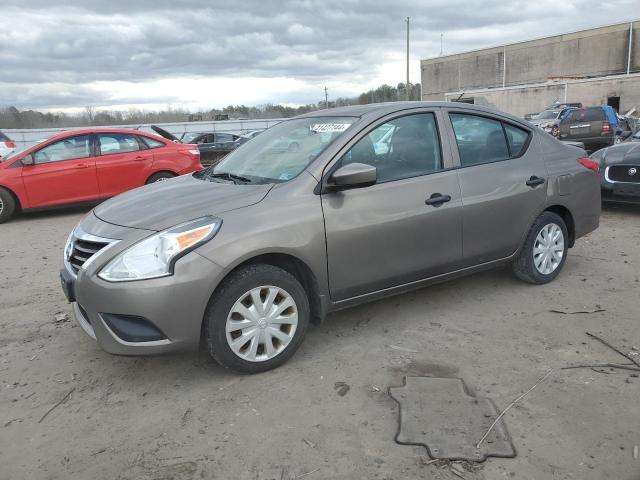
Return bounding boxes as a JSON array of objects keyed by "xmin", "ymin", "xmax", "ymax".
[{"xmin": 0, "ymin": 83, "xmax": 421, "ymax": 129}]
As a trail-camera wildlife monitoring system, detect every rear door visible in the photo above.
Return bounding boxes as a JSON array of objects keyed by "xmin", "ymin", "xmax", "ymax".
[
  {"xmin": 95, "ymin": 132, "xmax": 153, "ymax": 197},
  {"xmin": 322, "ymin": 109, "xmax": 463, "ymax": 301},
  {"xmin": 21, "ymin": 134, "xmax": 99, "ymax": 207},
  {"xmin": 444, "ymin": 110, "xmax": 547, "ymax": 265}
]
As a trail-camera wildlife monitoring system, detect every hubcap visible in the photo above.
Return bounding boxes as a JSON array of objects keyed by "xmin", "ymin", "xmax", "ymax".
[
  {"xmin": 225, "ymin": 286, "xmax": 298, "ymax": 362},
  {"xmin": 0, "ymin": 197, "xmax": 3, "ymax": 215},
  {"xmin": 533, "ymin": 223, "xmax": 564, "ymax": 275}
]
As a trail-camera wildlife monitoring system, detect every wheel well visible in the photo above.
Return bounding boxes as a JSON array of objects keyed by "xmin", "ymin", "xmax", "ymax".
[
  {"xmin": 232, "ymin": 253, "xmax": 323, "ymax": 324},
  {"xmin": 0, "ymin": 186, "xmax": 22, "ymax": 213},
  {"xmin": 545, "ymin": 205, "xmax": 575, "ymax": 247},
  {"xmin": 147, "ymin": 170, "xmax": 177, "ymax": 182}
]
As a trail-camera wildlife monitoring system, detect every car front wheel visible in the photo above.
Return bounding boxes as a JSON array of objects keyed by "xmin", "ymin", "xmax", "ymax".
[
  {"xmin": 204, "ymin": 264, "xmax": 310, "ymax": 373},
  {"xmin": 512, "ymin": 211, "xmax": 568, "ymax": 284},
  {"xmin": 0, "ymin": 188, "xmax": 17, "ymax": 224}
]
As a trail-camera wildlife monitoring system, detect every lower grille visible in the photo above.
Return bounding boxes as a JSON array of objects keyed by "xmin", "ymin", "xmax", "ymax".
[
  {"xmin": 607, "ymin": 165, "xmax": 640, "ymax": 183},
  {"xmin": 69, "ymin": 238, "xmax": 109, "ymax": 274}
]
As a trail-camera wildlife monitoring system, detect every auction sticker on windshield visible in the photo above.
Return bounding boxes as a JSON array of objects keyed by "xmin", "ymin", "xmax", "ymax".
[{"xmin": 311, "ymin": 123, "xmax": 351, "ymax": 133}]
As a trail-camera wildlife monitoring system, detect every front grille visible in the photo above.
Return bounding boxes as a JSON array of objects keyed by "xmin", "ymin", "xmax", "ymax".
[
  {"xmin": 608, "ymin": 165, "xmax": 640, "ymax": 183},
  {"xmin": 69, "ymin": 238, "xmax": 109, "ymax": 274}
]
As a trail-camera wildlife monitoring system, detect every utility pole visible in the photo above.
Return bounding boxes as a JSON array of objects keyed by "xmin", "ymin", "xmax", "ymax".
[
  {"xmin": 405, "ymin": 17, "xmax": 410, "ymax": 101},
  {"xmin": 324, "ymin": 86, "xmax": 329, "ymax": 109}
]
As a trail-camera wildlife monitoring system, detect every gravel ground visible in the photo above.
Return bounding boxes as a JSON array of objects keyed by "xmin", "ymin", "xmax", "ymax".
[{"xmin": 1, "ymin": 205, "xmax": 639, "ymax": 480}]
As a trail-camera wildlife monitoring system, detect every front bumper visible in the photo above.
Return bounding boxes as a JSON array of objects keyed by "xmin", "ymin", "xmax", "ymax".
[
  {"xmin": 63, "ymin": 216, "xmax": 226, "ymax": 355},
  {"xmin": 601, "ymin": 166, "xmax": 640, "ymax": 204}
]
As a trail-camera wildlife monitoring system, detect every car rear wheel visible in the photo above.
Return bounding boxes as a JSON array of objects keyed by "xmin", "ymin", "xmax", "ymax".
[
  {"xmin": 204, "ymin": 264, "xmax": 310, "ymax": 374},
  {"xmin": 0, "ymin": 188, "xmax": 17, "ymax": 224},
  {"xmin": 146, "ymin": 172, "xmax": 176, "ymax": 184},
  {"xmin": 512, "ymin": 211, "xmax": 568, "ymax": 284}
]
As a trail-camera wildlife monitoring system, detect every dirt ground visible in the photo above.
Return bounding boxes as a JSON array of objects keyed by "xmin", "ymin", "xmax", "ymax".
[{"xmin": 1, "ymin": 205, "xmax": 639, "ymax": 480}]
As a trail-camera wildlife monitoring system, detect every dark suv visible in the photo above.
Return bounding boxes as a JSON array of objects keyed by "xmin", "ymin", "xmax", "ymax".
[{"xmin": 558, "ymin": 106, "xmax": 616, "ymax": 152}]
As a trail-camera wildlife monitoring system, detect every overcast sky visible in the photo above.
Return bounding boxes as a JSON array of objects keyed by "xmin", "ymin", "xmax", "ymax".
[{"xmin": 0, "ymin": 1, "xmax": 636, "ymax": 112}]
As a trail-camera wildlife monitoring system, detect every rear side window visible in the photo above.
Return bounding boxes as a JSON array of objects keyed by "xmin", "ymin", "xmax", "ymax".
[
  {"xmin": 0, "ymin": 132, "xmax": 9, "ymax": 142},
  {"xmin": 504, "ymin": 123, "xmax": 529, "ymax": 157},
  {"xmin": 98, "ymin": 133, "xmax": 141, "ymax": 155},
  {"xmin": 139, "ymin": 136, "xmax": 165, "ymax": 149},
  {"xmin": 450, "ymin": 114, "xmax": 509, "ymax": 166}
]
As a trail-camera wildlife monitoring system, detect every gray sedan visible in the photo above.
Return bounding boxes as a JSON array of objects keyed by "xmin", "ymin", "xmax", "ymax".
[{"xmin": 61, "ymin": 102, "xmax": 601, "ymax": 373}]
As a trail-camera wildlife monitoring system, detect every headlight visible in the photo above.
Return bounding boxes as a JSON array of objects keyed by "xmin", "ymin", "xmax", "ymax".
[
  {"xmin": 98, "ymin": 217, "xmax": 222, "ymax": 282},
  {"xmin": 64, "ymin": 230, "xmax": 75, "ymax": 262}
]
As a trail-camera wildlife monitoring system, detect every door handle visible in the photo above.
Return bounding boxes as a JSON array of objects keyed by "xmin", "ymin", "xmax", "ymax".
[
  {"xmin": 134, "ymin": 156, "xmax": 146, "ymax": 161},
  {"xmin": 75, "ymin": 163, "xmax": 89, "ymax": 169},
  {"xmin": 425, "ymin": 193, "xmax": 451, "ymax": 207},
  {"xmin": 526, "ymin": 176, "xmax": 546, "ymax": 187}
]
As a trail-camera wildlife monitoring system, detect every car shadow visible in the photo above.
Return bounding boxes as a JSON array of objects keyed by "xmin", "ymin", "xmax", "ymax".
[
  {"xmin": 12, "ymin": 205, "xmax": 94, "ymax": 223},
  {"xmin": 601, "ymin": 203, "xmax": 640, "ymax": 216}
]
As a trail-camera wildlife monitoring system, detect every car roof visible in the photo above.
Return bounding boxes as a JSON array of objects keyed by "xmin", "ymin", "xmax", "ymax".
[
  {"xmin": 51, "ymin": 127, "xmax": 163, "ymax": 139},
  {"xmin": 296, "ymin": 101, "xmax": 529, "ymax": 127}
]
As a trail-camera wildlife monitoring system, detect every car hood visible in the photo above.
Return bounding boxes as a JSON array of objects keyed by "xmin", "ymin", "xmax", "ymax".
[
  {"xmin": 94, "ymin": 174, "xmax": 272, "ymax": 231},
  {"xmin": 592, "ymin": 142, "xmax": 640, "ymax": 167},
  {"xmin": 151, "ymin": 125, "xmax": 181, "ymax": 143}
]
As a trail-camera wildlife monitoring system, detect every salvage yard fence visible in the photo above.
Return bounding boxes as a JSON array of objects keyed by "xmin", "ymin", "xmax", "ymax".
[{"xmin": 4, "ymin": 118, "xmax": 287, "ymax": 150}]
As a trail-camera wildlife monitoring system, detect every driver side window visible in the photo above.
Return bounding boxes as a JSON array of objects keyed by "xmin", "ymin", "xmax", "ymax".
[
  {"xmin": 338, "ymin": 113, "xmax": 443, "ymax": 183},
  {"xmin": 33, "ymin": 135, "xmax": 91, "ymax": 164}
]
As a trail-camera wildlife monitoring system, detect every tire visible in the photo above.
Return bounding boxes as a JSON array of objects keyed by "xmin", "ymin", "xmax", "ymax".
[
  {"xmin": 512, "ymin": 211, "xmax": 568, "ymax": 284},
  {"xmin": 204, "ymin": 264, "xmax": 310, "ymax": 374},
  {"xmin": 0, "ymin": 188, "xmax": 17, "ymax": 224},
  {"xmin": 146, "ymin": 172, "xmax": 176, "ymax": 184}
]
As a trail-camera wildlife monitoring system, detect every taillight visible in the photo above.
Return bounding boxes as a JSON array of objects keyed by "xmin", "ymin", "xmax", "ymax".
[
  {"xmin": 601, "ymin": 121, "xmax": 610, "ymax": 133},
  {"xmin": 5, "ymin": 141, "xmax": 15, "ymax": 148},
  {"xmin": 578, "ymin": 157, "xmax": 600, "ymax": 175}
]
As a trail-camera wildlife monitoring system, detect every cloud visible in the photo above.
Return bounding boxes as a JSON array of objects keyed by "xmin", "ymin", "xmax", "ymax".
[{"xmin": 0, "ymin": 0, "xmax": 636, "ymax": 111}]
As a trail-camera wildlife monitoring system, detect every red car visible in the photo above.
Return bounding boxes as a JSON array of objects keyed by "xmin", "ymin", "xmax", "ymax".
[{"xmin": 0, "ymin": 128, "xmax": 202, "ymax": 223}]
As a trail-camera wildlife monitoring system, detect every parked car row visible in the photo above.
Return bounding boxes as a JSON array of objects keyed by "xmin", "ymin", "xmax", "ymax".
[
  {"xmin": 526, "ymin": 102, "xmax": 640, "ymax": 204},
  {"xmin": 530, "ymin": 105, "xmax": 637, "ymax": 153},
  {"xmin": 0, "ymin": 128, "xmax": 202, "ymax": 223},
  {"xmin": 152, "ymin": 126, "xmax": 262, "ymax": 166}
]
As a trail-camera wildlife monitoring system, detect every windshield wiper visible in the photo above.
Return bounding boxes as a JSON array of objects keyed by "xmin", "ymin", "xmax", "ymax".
[{"xmin": 206, "ymin": 172, "xmax": 253, "ymax": 184}]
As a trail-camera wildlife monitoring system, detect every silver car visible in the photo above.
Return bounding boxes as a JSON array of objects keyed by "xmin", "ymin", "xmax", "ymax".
[{"xmin": 60, "ymin": 102, "xmax": 601, "ymax": 373}]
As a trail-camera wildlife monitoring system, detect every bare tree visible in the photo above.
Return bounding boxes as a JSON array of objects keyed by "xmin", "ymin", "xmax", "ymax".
[{"xmin": 84, "ymin": 106, "xmax": 96, "ymax": 125}]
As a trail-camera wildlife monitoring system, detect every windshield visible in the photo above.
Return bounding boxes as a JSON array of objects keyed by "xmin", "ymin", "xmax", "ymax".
[
  {"xmin": 536, "ymin": 110, "xmax": 560, "ymax": 120},
  {"xmin": 182, "ymin": 133, "xmax": 200, "ymax": 143},
  {"xmin": 202, "ymin": 116, "xmax": 357, "ymax": 184}
]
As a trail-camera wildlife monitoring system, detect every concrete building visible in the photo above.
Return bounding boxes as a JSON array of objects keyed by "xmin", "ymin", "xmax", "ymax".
[{"xmin": 421, "ymin": 20, "xmax": 640, "ymax": 117}]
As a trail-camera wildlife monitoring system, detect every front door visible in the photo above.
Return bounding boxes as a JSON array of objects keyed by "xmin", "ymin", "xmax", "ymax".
[
  {"xmin": 96, "ymin": 132, "xmax": 153, "ymax": 197},
  {"xmin": 22, "ymin": 134, "xmax": 99, "ymax": 208},
  {"xmin": 322, "ymin": 111, "xmax": 463, "ymax": 301},
  {"xmin": 445, "ymin": 110, "xmax": 547, "ymax": 265}
]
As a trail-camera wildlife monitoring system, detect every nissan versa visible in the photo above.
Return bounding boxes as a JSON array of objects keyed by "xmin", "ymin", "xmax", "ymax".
[{"xmin": 61, "ymin": 102, "xmax": 601, "ymax": 373}]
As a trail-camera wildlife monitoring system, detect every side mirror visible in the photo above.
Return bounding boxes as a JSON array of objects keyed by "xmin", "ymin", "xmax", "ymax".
[
  {"xmin": 22, "ymin": 154, "xmax": 34, "ymax": 166},
  {"xmin": 328, "ymin": 163, "xmax": 376, "ymax": 190}
]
